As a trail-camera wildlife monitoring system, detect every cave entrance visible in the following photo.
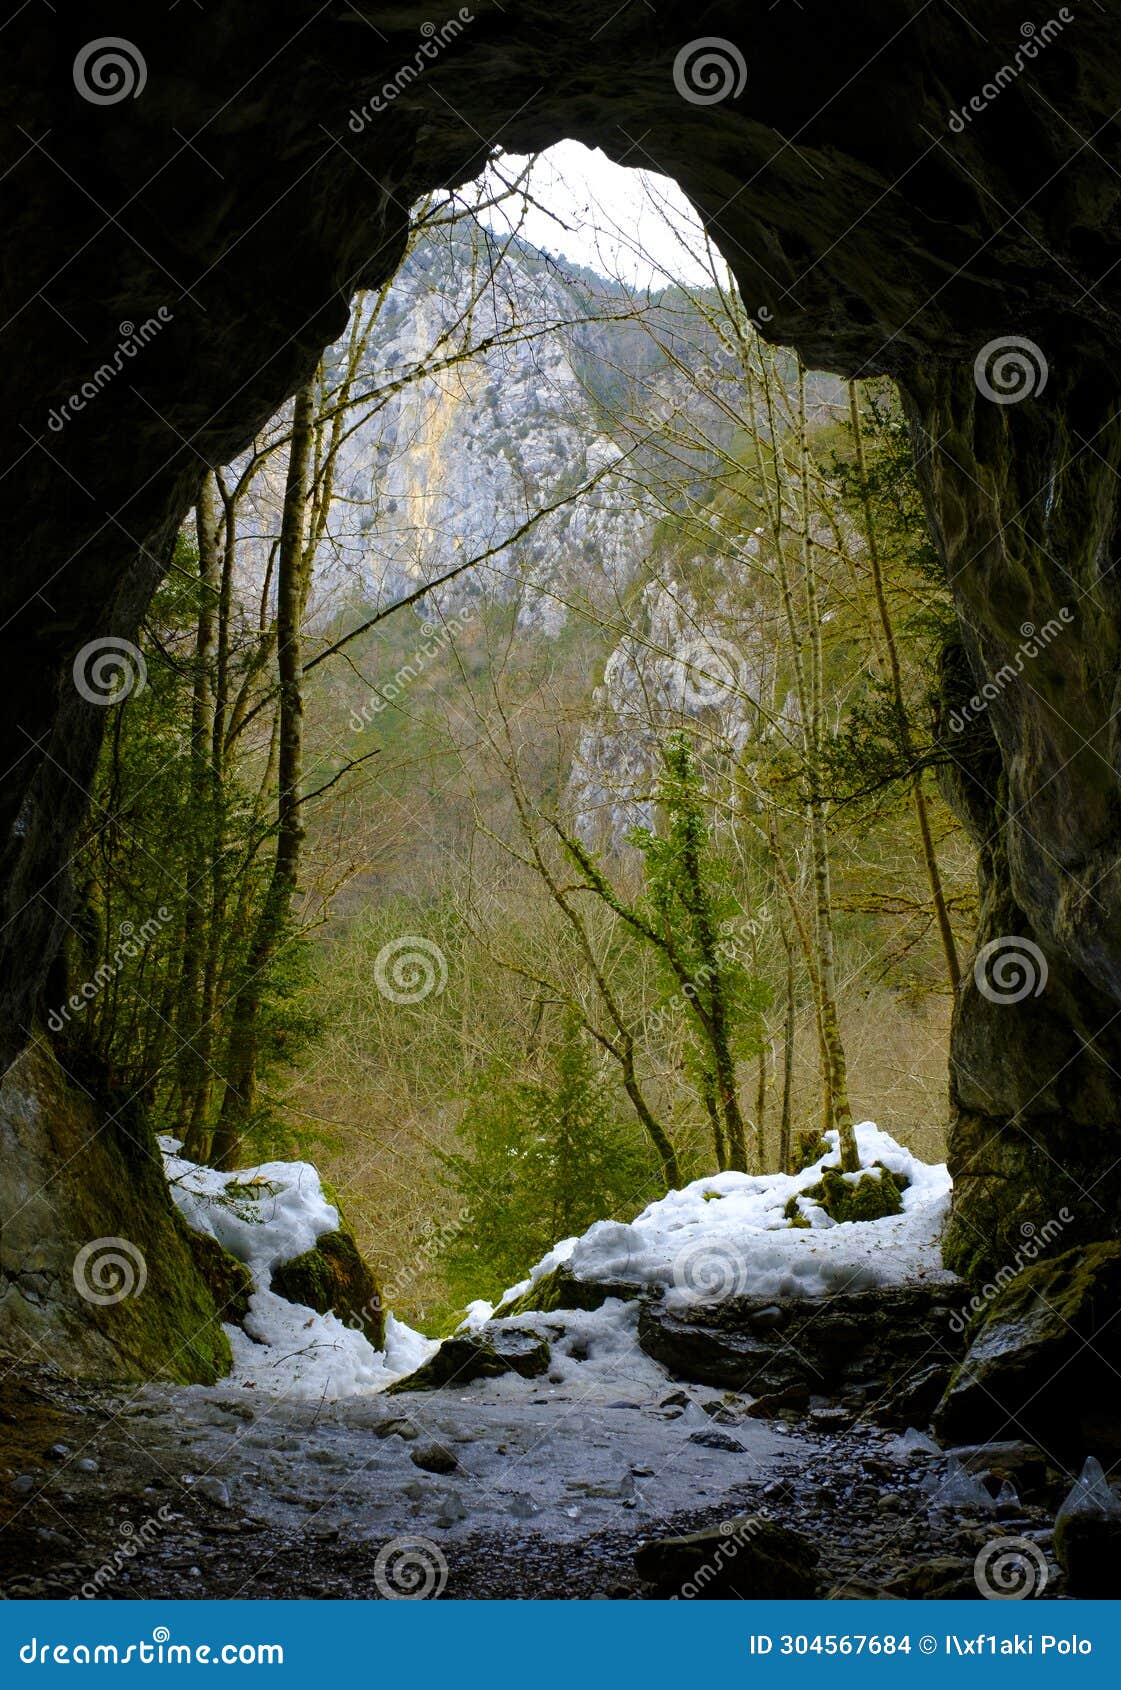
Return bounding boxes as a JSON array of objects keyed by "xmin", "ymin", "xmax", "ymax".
[{"xmin": 6, "ymin": 4, "xmax": 1120, "ymax": 1422}]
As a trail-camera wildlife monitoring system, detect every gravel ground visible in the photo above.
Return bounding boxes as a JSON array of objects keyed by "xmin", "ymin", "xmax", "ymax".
[{"xmin": 0, "ymin": 1360, "xmax": 1066, "ymax": 1601}]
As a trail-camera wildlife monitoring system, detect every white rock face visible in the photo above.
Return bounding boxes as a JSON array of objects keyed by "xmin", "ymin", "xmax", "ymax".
[{"xmin": 322, "ymin": 233, "xmax": 669, "ymax": 633}]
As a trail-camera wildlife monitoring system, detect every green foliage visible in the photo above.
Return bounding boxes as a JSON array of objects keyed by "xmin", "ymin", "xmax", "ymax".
[
  {"xmin": 439, "ymin": 1009, "xmax": 657, "ymax": 1307},
  {"xmin": 628, "ymin": 732, "xmax": 769, "ymax": 1099},
  {"xmin": 57, "ymin": 539, "xmax": 319, "ymax": 1147},
  {"xmin": 824, "ymin": 386, "xmax": 957, "ymax": 810}
]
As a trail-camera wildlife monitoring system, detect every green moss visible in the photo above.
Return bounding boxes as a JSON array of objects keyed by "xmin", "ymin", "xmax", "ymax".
[
  {"xmin": 782, "ymin": 1196, "xmax": 812, "ymax": 1230},
  {"xmin": 269, "ymin": 1209, "xmax": 384, "ymax": 1348},
  {"xmin": 498, "ymin": 1263, "xmax": 642, "ymax": 1317},
  {"xmin": 30, "ymin": 1054, "xmax": 238, "ymax": 1383},
  {"xmin": 186, "ymin": 1229, "xmax": 253, "ymax": 1324},
  {"xmin": 794, "ymin": 1162, "xmax": 907, "ymax": 1225},
  {"xmin": 793, "ymin": 1132, "xmax": 830, "ymax": 1172}
]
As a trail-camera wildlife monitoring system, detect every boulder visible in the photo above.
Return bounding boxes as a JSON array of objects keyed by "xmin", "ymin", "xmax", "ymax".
[
  {"xmin": 0, "ymin": 1044, "xmax": 235, "ymax": 1383},
  {"xmin": 634, "ymin": 1515, "xmax": 819, "ymax": 1600},
  {"xmin": 269, "ymin": 1196, "xmax": 384, "ymax": 1348},
  {"xmin": 187, "ymin": 1230, "xmax": 253, "ymax": 1326},
  {"xmin": 872, "ymin": 1362, "xmax": 953, "ymax": 1429},
  {"xmin": 934, "ymin": 1242, "xmax": 1121, "ymax": 1458},
  {"xmin": 886, "ymin": 1558, "xmax": 982, "ymax": 1600},
  {"xmin": 386, "ymin": 1326, "xmax": 550, "ymax": 1393},
  {"xmin": 410, "ymin": 1441, "xmax": 459, "ymax": 1476},
  {"xmin": 948, "ymin": 1440, "xmax": 1062, "ymax": 1507},
  {"xmin": 497, "ymin": 1264, "xmax": 642, "ymax": 1317},
  {"xmin": 638, "ymin": 1284, "xmax": 967, "ymax": 1400},
  {"xmin": 1053, "ymin": 1457, "xmax": 1121, "ymax": 1597}
]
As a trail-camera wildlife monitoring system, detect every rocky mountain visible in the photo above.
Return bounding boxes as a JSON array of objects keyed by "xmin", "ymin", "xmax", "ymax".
[
  {"xmin": 308, "ymin": 224, "xmax": 838, "ymax": 836},
  {"xmin": 319, "ymin": 225, "xmax": 739, "ymax": 630}
]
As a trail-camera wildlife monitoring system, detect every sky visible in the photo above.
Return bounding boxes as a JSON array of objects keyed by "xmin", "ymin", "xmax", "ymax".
[{"xmin": 480, "ymin": 141, "xmax": 717, "ymax": 290}]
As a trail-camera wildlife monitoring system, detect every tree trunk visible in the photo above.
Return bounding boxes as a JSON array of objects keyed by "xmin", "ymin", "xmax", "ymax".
[
  {"xmin": 780, "ymin": 930, "xmax": 796, "ymax": 1173},
  {"xmin": 800, "ymin": 364, "xmax": 858, "ymax": 1170},
  {"xmin": 211, "ymin": 383, "xmax": 315, "ymax": 1168},
  {"xmin": 847, "ymin": 383, "xmax": 961, "ymax": 992},
  {"xmin": 178, "ymin": 474, "xmax": 219, "ymax": 1155}
]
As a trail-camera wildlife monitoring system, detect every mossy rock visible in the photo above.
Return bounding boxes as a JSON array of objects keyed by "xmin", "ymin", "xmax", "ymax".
[
  {"xmin": 634, "ymin": 1515, "xmax": 819, "ymax": 1598},
  {"xmin": 269, "ymin": 1209, "xmax": 384, "ymax": 1349},
  {"xmin": 935, "ymin": 1240, "xmax": 1121, "ymax": 1459},
  {"xmin": 793, "ymin": 1132, "xmax": 830, "ymax": 1172},
  {"xmin": 186, "ymin": 1229, "xmax": 253, "ymax": 1324},
  {"xmin": 497, "ymin": 1263, "xmax": 643, "ymax": 1318},
  {"xmin": 793, "ymin": 1162, "xmax": 907, "ymax": 1225},
  {"xmin": 0, "ymin": 1044, "xmax": 235, "ymax": 1384},
  {"xmin": 387, "ymin": 1326, "xmax": 550, "ymax": 1393}
]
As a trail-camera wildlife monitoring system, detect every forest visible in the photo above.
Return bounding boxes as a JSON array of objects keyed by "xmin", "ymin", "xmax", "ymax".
[{"xmin": 54, "ymin": 181, "xmax": 972, "ymax": 1328}]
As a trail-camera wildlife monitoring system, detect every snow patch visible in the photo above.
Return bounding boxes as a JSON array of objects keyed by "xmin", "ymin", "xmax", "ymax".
[
  {"xmin": 469, "ymin": 1123, "xmax": 952, "ymax": 1323},
  {"xmin": 160, "ymin": 1139, "xmax": 437, "ymax": 1399}
]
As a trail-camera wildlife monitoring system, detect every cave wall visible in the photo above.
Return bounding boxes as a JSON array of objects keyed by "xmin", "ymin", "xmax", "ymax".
[{"xmin": 4, "ymin": 1, "xmax": 1121, "ymax": 1359}]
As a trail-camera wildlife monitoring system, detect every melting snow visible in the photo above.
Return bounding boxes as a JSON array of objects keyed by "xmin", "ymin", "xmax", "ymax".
[
  {"xmin": 160, "ymin": 1139, "xmax": 437, "ymax": 1399},
  {"xmin": 162, "ymin": 1121, "xmax": 949, "ymax": 1402},
  {"xmin": 468, "ymin": 1123, "xmax": 952, "ymax": 1327}
]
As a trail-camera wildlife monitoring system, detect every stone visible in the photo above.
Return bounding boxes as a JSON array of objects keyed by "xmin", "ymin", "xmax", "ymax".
[
  {"xmin": 497, "ymin": 1264, "xmax": 642, "ymax": 1317},
  {"xmin": 269, "ymin": 1192, "xmax": 383, "ymax": 1349},
  {"xmin": 935, "ymin": 1243, "xmax": 1121, "ymax": 1458},
  {"xmin": 193, "ymin": 1477, "xmax": 232, "ymax": 1509},
  {"xmin": 808, "ymin": 1406, "xmax": 855, "ymax": 1432},
  {"xmin": 1053, "ymin": 1457, "xmax": 1121, "ymax": 1598},
  {"xmin": 0, "ymin": 1045, "xmax": 235, "ymax": 1384},
  {"xmin": 745, "ymin": 1383, "xmax": 811, "ymax": 1419},
  {"xmin": 887, "ymin": 1558, "xmax": 982, "ymax": 1600},
  {"xmin": 372, "ymin": 1416, "xmax": 419, "ymax": 1441},
  {"xmin": 410, "ymin": 1442, "xmax": 459, "ymax": 1476},
  {"xmin": 386, "ymin": 1326, "xmax": 550, "ymax": 1392},
  {"xmin": 872, "ymin": 1363, "xmax": 953, "ymax": 1429},
  {"xmin": 638, "ymin": 1284, "xmax": 967, "ymax": 1397},
  {"xmin": 948, "ymin": 1440, "xmax": 1060, "ymax": 1505},
  {"xmin": 634, "ymin": 1516, "xmax": 819, "ymax": 1600},
  {"xmin": 687, "ymin": 1430, "xmax": 746, "ymax": 1453}
]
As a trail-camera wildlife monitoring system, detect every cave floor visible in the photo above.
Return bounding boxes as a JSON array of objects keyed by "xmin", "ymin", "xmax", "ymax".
[{"xmin": 0, "ymin": 1355, "xmax": 1062, "ymax": 1600}]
